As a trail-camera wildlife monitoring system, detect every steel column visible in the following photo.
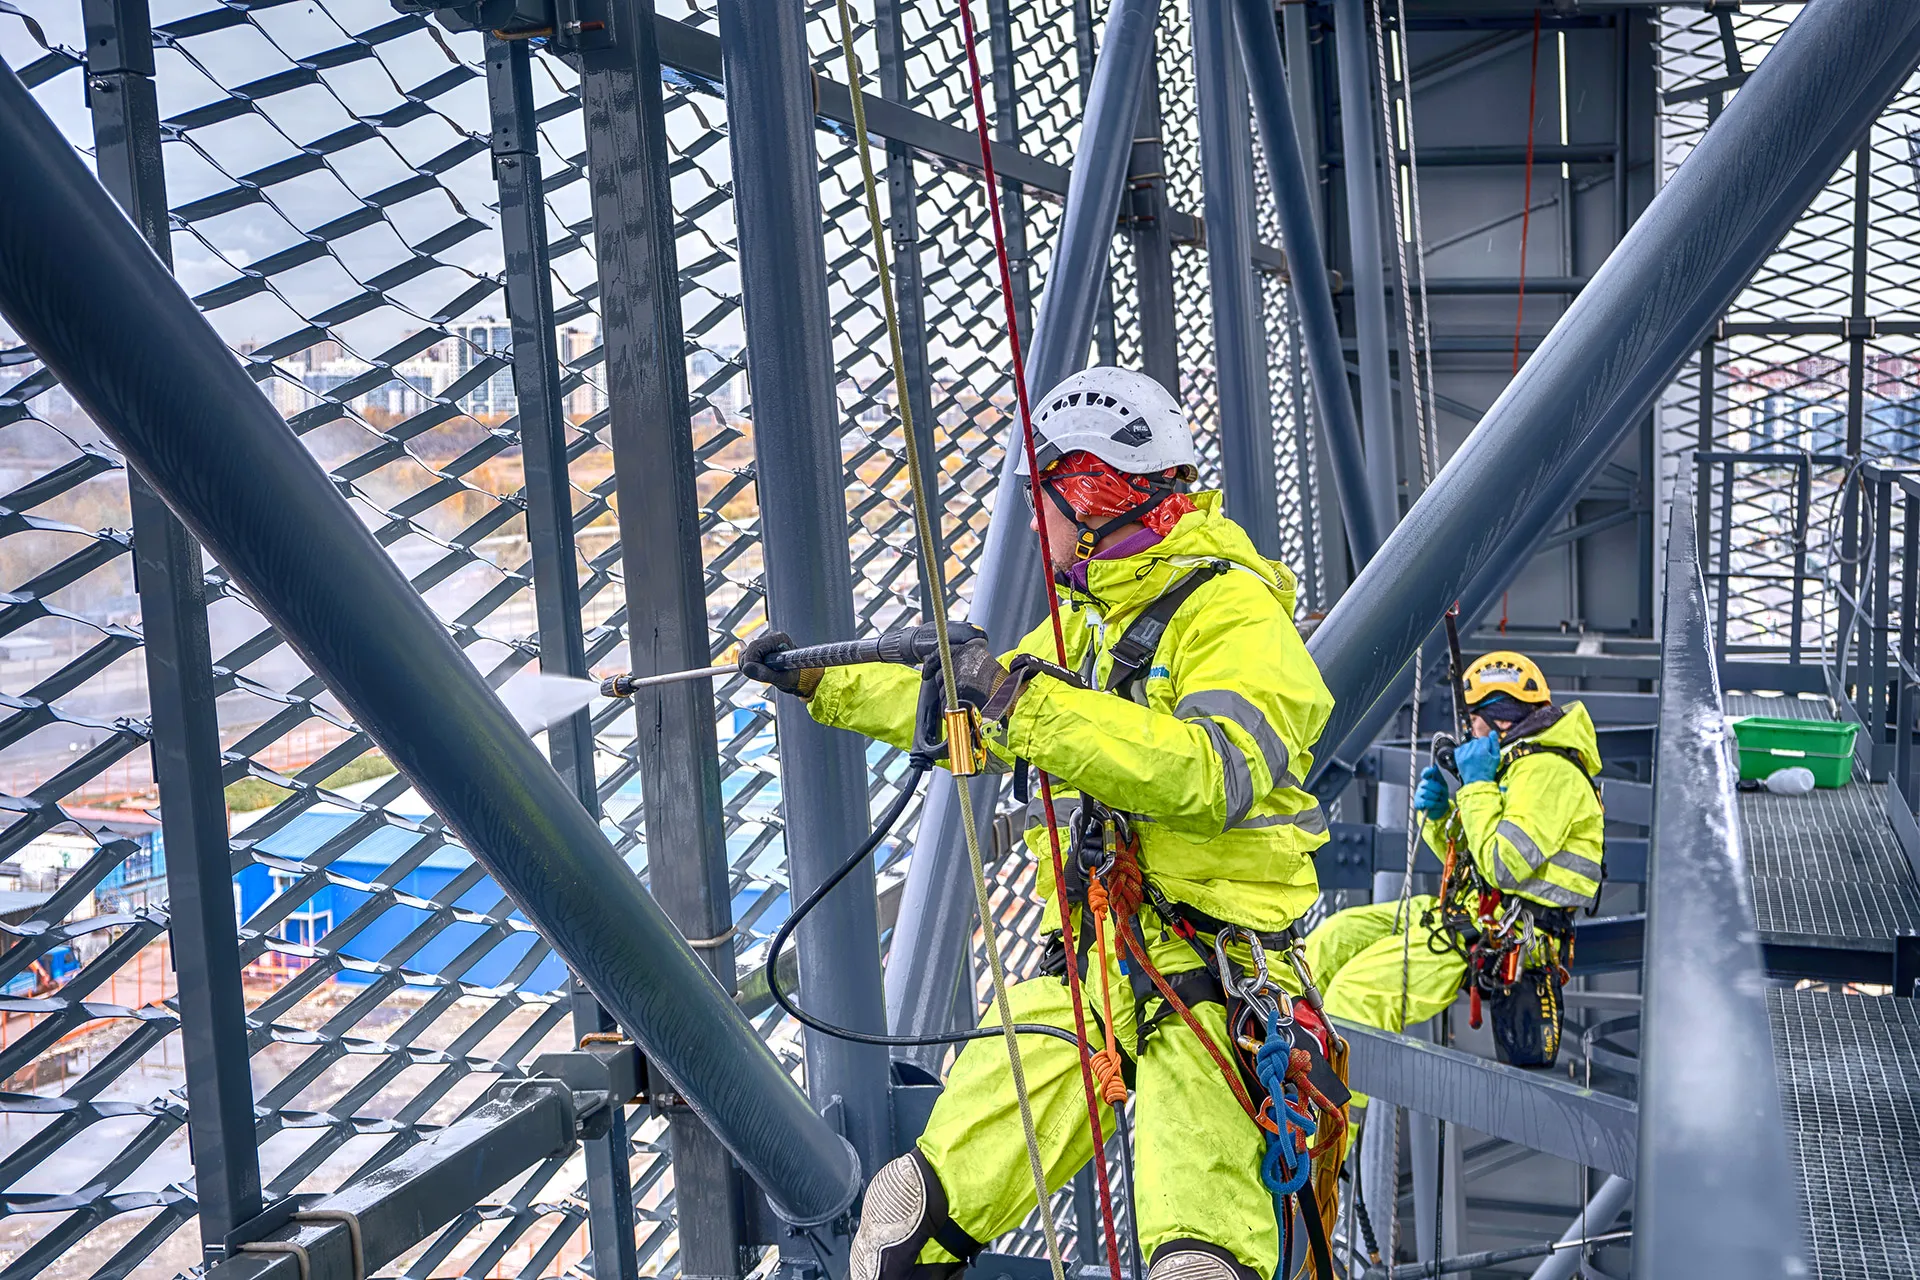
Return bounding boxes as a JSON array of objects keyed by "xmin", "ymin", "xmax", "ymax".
[
  {"xmin": 81, "ymin": 0, "xmax": 262, "ymax": 1257},
  {"xmin": 882, "ymin": 0, "xmax": 1162, "ymax": 1062},
  {"xmin": 487, "ymin": 35, "xmax": 648, "ymax": 1280},
  {"xmin": 1305, "ymin": 0, "xmax": 1920, "ymax": 774},
  {"xmin": 1127, "ymin": 52, "xmax": 1181, "ymax": 395},
  {"xmin": 717, "ymin": 0, "xmax": 889, "ymax": 1180},
  {"xmin": 574, "ymin": 1, "xmax": 753, "ymax": 1261},
  {"xmin": 989, "ymin": 0, "xmax": 1035, "ymax": 349},
  {"xmin": 1236, "ymin": 0, "xmax": 1381, "ymax": 563},
  {"xmin": 1636, "ymin": 471, "xmax": 1806, "ymax": 1276},
  {"xmin": 1194, "ymin": 0, "xmax": 1279, "ymax": 558},
  {"xmin": 1332, "ymin": 0, "xmax": 1400, "ymax": 537},
  {"xmin": 0, "ymin": 56, "xmax": 861, "ymax": 1227}
]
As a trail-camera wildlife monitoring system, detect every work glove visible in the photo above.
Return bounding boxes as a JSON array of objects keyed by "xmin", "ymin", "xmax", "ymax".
[
  {"xmin": 1414, "ymin": 765, "xmax": 1451, "ymax": 820},
  {"xmin": 1454, "ymin": 729, "xmax": 1502, "ymax": 786},
  {"xmin": 945, "ymin": 638, "xmax": 1014, "ymax": 716},
  {"xmin": 739, "ymin": 631, "xmax": 823, "ymax": 699}
]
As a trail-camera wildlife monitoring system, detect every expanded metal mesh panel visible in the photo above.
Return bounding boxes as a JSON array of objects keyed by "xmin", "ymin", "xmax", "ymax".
[
  {"xmin": 1657, "ymin": 10, "xmax": 1920, "ymax": 654},
  {"xmin": 1769, "ymin": 988, "xmax": 1920, "ymax": 1280},
  {"xmin": 0, "ymin": 0, "xmax": 1321, "ymax": 1274}
]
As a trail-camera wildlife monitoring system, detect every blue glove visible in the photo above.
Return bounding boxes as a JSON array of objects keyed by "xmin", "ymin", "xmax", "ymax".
[
  {"xmin": 1414, "ymin": 765, "xmax": 1451, "ymax": 820},
  {"xmin": 1454, "ymin": 730, "xmax": 1502, "ymax": 785}
]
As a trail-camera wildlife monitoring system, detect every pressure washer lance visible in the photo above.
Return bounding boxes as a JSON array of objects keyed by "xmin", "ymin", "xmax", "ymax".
[{"xmin": 599, "ymin": 621, "xmax": 987, "ymax": 697}]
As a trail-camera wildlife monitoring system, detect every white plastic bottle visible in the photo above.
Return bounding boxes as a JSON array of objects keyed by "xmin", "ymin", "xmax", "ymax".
[{"xmin": 1763, "ymin": 766, "xmax": 1817, "ymax": 796}]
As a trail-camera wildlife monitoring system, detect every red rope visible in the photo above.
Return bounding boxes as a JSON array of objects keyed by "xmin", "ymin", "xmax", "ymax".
[{"xmin": 952, "ymin": 6, "xmax": 1123, "ymax": 1278}]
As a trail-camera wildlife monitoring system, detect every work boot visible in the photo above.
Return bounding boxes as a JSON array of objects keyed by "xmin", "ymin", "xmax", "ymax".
[
  {"xmin": 1146, "ymin": 1240, "xmax": 1261, "ymax": 1280},
  {"xmin": 848, "ymin": 1150, "xmax": 980, "ymax": 1280}
]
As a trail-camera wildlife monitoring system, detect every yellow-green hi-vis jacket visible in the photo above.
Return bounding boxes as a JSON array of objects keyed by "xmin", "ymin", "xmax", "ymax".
[
  {"xmin": 807, "ymin": 491, "xmax": 1335, "ymax": 932},
  {"xmin": 1420, "ymin": 702, "xmax": 1606, "ymax": 909}
]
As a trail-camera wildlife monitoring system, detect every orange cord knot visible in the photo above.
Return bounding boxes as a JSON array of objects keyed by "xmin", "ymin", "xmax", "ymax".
[
  {"xmin": 1286, "ymin": 1045, "xmax": 1348, "ymax": 1158},
  {"xmin": 1090, "ymin": 1044, "xmax": 1128, "ymax": 1105}
]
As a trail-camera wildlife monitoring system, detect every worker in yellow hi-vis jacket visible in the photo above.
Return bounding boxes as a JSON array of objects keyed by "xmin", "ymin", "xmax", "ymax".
[
  {"xmin": 1305, "ymin": 650, "xmax": 1604, "ymax": 1068},
  {"xmin": 739, "ymin": 367, "xmax": 1334, "ymax": 1280}
]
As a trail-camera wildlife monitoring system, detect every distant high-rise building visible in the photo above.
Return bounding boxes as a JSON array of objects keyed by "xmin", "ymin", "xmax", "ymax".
[{"xmin": 454, "ymin": 321, "xmax": 516, "ymax": 416}]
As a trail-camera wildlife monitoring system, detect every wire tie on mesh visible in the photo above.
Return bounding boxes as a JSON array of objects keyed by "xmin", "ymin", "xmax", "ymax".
[{"xmin": 292, "ymin": 1209, "xmax": 366, "ymax": 1280}]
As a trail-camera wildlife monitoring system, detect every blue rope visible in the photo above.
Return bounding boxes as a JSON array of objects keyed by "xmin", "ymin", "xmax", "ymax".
[{"xmin": 1255, "ymin": 1007, "xmax": 1316, "ymax": 1199}]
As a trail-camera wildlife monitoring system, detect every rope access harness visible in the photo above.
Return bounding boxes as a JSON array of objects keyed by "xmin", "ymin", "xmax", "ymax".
[{"xmin": 760, "ymin": 11, "xmax": 1347, "ymax": 1280}]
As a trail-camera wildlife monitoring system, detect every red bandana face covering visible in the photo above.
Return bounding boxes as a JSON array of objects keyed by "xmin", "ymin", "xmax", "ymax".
[{"xmin": 1039, "ymin": 449, "xmax": 1196, "ymax": 537}]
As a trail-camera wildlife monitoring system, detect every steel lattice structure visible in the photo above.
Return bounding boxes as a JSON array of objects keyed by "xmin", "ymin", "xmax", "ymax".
[{"xmin": 0, "ymin": 1, "xmax": 1313, "ymax": 1274}]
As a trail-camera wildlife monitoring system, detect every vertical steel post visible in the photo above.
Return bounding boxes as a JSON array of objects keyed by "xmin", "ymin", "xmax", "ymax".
[
  {"xmin": 1236, "ymin": 0, "xmax": 1381, "ymax": 563},
  {"xmin": 1127, "ymin": 52, "xmax": 1181, "ymax": 395},
  {"xmin": 81, "ymin": 0, "xmax": 262, "ymax": 1257},
  {"xmin": 1075, "ymin": 0, "xmax": 1122, "ymax": 367},
  {"xmin": 874, "ymin": 0, "xmax": 946, "ymax": 619},
  {"xmin": 486, "ymin": 37, "xmax": 648, "ymax": 1280},
  {"xmin": 1193, "ymin": 0, "xmax": 1279, "ymax": 558},
  {"xmin": 718, "ymin": 0, "xmax": 889, "ymax": 1179},
  {"xmin": 882, "ymin": 0, "xmax": 1161, "ymax": 1063},
  {"xmin": 1332, "ymin": 0, "xmax": 1399, "ymax": 537},
  {"xmin": 990, "ymin": 0, "xmax": 1035, "ymax": 349}
]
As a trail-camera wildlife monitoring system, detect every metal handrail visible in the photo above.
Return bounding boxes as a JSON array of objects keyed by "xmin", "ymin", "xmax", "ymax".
[{"xmin": 1634, "ymin": 466, "xmax": 1809, "ymax": 1275}]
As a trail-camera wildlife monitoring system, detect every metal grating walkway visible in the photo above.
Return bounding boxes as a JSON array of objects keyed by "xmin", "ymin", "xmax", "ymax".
[
  {"xmin": 1729, "ymin": 695, "xmax": 1920, "ymax": 947},
  {"xmin": 1769, "ymin": 989, "xmax": 1920, "ymax": 1280}
]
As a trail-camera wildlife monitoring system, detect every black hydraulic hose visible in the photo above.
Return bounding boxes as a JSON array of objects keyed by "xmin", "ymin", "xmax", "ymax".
[{"xmin": 766, "ymin": 762, "xmax": 1081, "ymax": 1049}]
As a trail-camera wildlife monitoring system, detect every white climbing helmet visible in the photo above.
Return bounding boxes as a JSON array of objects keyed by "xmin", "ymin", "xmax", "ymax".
[{"xmin": 1015, "ymin": 365, "xmax": 1200, "ymax": 480}]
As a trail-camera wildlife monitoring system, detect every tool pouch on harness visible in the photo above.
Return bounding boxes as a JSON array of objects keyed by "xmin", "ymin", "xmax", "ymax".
[{"xmin": 1489, "ymin": 959, "xmax": 1565, "ymax": 1067}]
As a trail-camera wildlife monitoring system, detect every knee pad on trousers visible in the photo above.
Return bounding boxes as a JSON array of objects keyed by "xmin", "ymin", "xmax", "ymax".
[
  {"xmin": 1147, "ymin": 1239, "xmax": 1261, "ymax": 1280},
  {"xmin": 849, "ymin": 1150, "xmax": 981, "ymax": 1280}
]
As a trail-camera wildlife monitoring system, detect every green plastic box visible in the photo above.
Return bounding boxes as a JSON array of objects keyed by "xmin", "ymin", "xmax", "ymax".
[{"xmin": 1730, "ymin": 716, "xmax": 1859, "ymax": 788}]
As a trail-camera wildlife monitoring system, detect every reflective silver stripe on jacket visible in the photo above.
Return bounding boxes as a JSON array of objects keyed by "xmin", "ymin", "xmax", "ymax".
[
  {"xmin": 1490, "ymin": 820, "xmax": 1601, "ymax": 903},
  {"xmin": 1175, "ymin": 689, "xmax": 1298, "ymax": 789},
  {"xmin": 1130, "ymin": 805, "xmax": 1328, "ymax": 835},
  {"xmin": 1189, "ymin": 717, "xmax": 1256, "ymax": 830}
]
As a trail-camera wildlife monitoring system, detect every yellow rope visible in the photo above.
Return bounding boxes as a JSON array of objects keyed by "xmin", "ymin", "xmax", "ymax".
[{"xmin": 832, "ymin": 6, "xmax": 1066, "ymax": 1276}]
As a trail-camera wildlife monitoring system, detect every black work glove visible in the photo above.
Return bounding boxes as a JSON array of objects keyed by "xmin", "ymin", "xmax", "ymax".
[
  {"xmin": 947, "ymin": 638, "xmax": 1014, "ymax": 716},
  {"xmin": 740, "ymin": 631, "xmax": 823, "ymax": 699}
]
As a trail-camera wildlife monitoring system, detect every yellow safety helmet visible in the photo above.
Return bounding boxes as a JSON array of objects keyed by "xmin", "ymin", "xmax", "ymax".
[{"xmin": 1462, "ymin": 650, "xmax": 1551, "ymax": 708}]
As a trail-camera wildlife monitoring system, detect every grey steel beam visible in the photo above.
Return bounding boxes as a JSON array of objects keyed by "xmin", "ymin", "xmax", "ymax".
[
  {"xmin": 1126, "ymin": 50, "xmax": 1181, "ymax": 395},
  {"xmin": 0, "ymin": 56, "xmax": 861, "ymax": 1227},
  {"xmin": 717, "ymin": 0, "xmax": 888, "ymax": 1180},
  {"xmin": 1332, "ymin": 0, "xmax": 1399, "ymax": 537},
  {"xmin": 1237, "ymin": 0, "xmax": 1380, "ymax": 563},
  {"xmin": 81, "ymin": 0, "xmax": 262, "ymax": 1256},
  {"xmin": 1305, "ymin": 0, "xmax": 1920, "ymax": 778},
  {"xmin": 207, "ymin": 1079, "xmax": 580, "ymax": 1280},
  {"xmin": 1195, "ymin": 0, "xmax": 1279, "ymax": 558},
  {"xmin": 883, "ymin": 0, "xmax": 1161, "ymax": 1066},
  {"xmin": 1337, "ymin": 1021, "xmax": 1637, "ymax": 1179},
  {"xmin": 1324, "ymin": 143, "xmax": 1618, "ymax": 167},
  {"xmin": 572, "ymin": 3, "xmax": 747, "ymax": 1265},
  {"xmin": 988, "ymin": 0, "xmax": 1035, "ymax": 348},
  {"xmin": 1635, "ymin": 473, "xmax": 1806, "ymax": 1276},
  {"xmin": 489, "ymin": 30, "xmax": 647, "ymax": 1280}
]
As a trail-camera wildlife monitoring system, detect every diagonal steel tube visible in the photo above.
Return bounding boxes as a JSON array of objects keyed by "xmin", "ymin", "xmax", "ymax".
[
  {"xmin": 1306, "ymin": 0, "xmax": 1920, "ymax": 775},
  {"xmin": 0, "ymin": 55, "xmax": 861, "ymax": 1228},
  {"xmin": 1233, "ymin": 0, "xmax": 1380, "ymax": 563},
  {"xmin": 883, "ymin": 0, "xmax": 1162, "ymax": 1064}
]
